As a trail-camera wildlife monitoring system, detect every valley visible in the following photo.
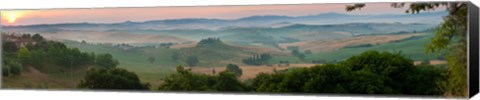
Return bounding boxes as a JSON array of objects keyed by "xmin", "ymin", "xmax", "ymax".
[{"xmin": 2, "ymin": 11, "xmax": 448, "ymax": 90}]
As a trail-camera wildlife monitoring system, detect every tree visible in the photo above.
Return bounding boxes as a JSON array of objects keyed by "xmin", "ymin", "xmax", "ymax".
[
  {"xmin": 186, "ymin": 56, "xmax": 199, "ymax": 67},
  {"xmin": 17, "ymin": 47, "xmax": 36, "ymax": 66},
  {"xmin": 77, "ymin": 68, "xmax": 150, "ymax": 90},
  {"xmin": 297, "ymin": 53, "xmax": 305, "ymax": 60},
  {"xmin": 158, "ymin": 66, "xmax": 247, "ymax": 92},
  {"xmin": 8, "ymin": 61, "xmax": 22, "ymax": 76},
  {"xmin": 213, "ymin": 71, "xmax": 246, "ymax": 91},
  {"xmin": 31, "ymin": 33, "xmax": 45, "ymax": 42},
  {"xmin": 197, "ymin": 37, "xmax": 223, "ymax": 47},
  {"xmin": 346, "ymin": 2, "xmax": 468, "ymax": 97},
  {"xmin": 342, "ymin": 50, "xmax": 418, "ymax": 94},
  {"xmin": 291, "ymin": 49, "xmax": 301, "ymax": 55},
  {"xmin": 405, "ymin": 64, "xmax": 444, "ymax": 95},
  {"xmin": 21, "ymin": 34, "xmax": 31, "ymax": 39},
  {"xmin": 95, "ymin": 54, "xmax": 119, "ymax": 68},
  {"xmin": 3, "ymin": 41, "xmax": 18, "ymax": 52},
  {"xmin": 158, "ymin": 66, "xmax": 213, "ymax": 91},
  {"xmin": 250, "ymin": 71, "xmax": 286, "ymax": 92},
  {"xmin": 243, "ymin": 53, "xmax": 272, "ymax": 66},
  {"xmin": 3, "ymin": 58, "xmax": 23, "ymax": 77},
  {"xmin": 249, "ymin": 50, "xmax": 444, "ymax": 95},
  {"xmin": 226, "ymin": 64, "xmax": 243, "ymax": 77},
  {"xmin": 291, "ymin": 49, "xmax": 305, "ymax": 60}
]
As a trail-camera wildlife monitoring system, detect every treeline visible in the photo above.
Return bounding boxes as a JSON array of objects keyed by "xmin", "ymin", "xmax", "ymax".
[
  {"xmin": 242, "ymin": 53, "xmax": 272, "ymax": 65},
  {"xmin": 286, "ymin": 46, "xmax": 309, "ymax": 60},
  {"xmin": 250, "ymin": 51, "xmax": 443, "ymax": 95},
  {"xmin": 197, "ymin": 37, "xmax": 223, "ymax": 47},
  {"xmin": 291, "ymin": 49, "xmax": 306, "ymax": 60},
  {"xmin": 78, "ymin": 67, "xmax": 150, "ymax": 90},
  {"xmin": 2, "ymin": 33, "xmax": 118, "ymax": 76},
  {"xmin": 343, "ymin": 44, "xmax": 374, "ymax": 49},
  {"xmin": 156, "ymin": 50, "xmax": 445, "ymax": 95},
  {"xmin": 2, "ymin": 33, "xmax": 148, "ymax": 90},
  {"xmin": 158, "ymin": 66, "xmax": 246, "ymax": 91}
]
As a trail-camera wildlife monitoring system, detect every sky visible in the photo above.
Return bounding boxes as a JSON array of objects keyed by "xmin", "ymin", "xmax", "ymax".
[{"xmin": 0, "ymin": 3, "xmax": 445, "ymax": 26}]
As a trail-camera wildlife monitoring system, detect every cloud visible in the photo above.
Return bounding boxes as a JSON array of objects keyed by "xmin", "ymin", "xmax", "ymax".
[{"xmin": 2, "ymin": 3, "xmax": 432, "ymax": 25}]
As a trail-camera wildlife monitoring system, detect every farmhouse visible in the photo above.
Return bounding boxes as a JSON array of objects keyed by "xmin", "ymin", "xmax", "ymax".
[{"xmin": 2, "ymin": 33, "xmax": 36, "ymax": 47}]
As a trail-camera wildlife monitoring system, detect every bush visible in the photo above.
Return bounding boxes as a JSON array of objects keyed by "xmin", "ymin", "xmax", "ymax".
[
  {"xmin": 226, "ymin": 64, "xmax": 242, "ymax": 77},
  {"xmin": 9, "ymin": 62, "xmax": 23, "ymax": 76},
  {"xmin": 3, "ymin": 41, "xmax": 18, "ymax": 52},
  {"xmin": 3, "ymin": 58, "xmax": 23, "ymax": 76},
  {"xmin": 32, "ymin": 34, "xmax": 45, "ymax": 42},
  {"xmin": 78, "ymin": 68, "xmax": 150, "ymax": 90},
  {"xmin": 213, "ymin": 71, "xmax": 246, "ymax": 91},
  {"xmin": 96, "ymin": 54, "xmax": 119, "ymax": 68},
  {"xmin": 158, "ymin": 66, "xmax": 247, "ymax": 92},
  {"xmin": 158, "ymin": 66, "xmax": 213, "ymax": 91}
]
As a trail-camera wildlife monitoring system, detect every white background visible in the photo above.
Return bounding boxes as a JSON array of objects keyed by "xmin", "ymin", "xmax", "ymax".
[{"xmin": 0, "ymin": 0, "xmax": 478, "ymax": 100}]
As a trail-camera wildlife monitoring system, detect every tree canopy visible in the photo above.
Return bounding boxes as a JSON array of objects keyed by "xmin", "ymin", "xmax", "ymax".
[
  {"xmin": 250, "ymin": 50, "xmax": 444, "ymax": 95},
  {"xmin": 242, "ymin": 53, "xmax": 272, "ymax": 65},
  {"xmin": 226, "ymin": 64, "xmax": 243, "ymax": 77},
  {"xmin": 96, "ymin": 54, "xmax": 119, "ymax": 68},
  {"xmin": 197, "ymin": 37, "xmax": 223, "ymax": 47},
  {"xmin": 158, "ymin": 66, "xmax": 247, "ymax": 92},
  {"xmin": 156, "ymin": 50, "xmax": 444, "ymax": 95},
  {"xmin": 77, "ymin": 68, "xmax": 150, "ymax": 90},
  {"xmin": 2, "ymin": 33, "xmax": 119, "ymax": 79},
  {"xmin": 346, "ymin": 2, "xmax": 468, "ymax": 97}
]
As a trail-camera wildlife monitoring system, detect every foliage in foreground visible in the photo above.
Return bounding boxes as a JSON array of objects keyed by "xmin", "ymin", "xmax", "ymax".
[
  {"xmin": 77, "ymin": 68, "xmax": 150, "ymax": 90},
  {"xmin": 226, "ymin": 64, "xmax": 242, "ymax": 77},
  {"xmin": 158, "ymin": 66, "xmax": 247, "ymax": 92},
  {"xmin": 251, "ymin": 50, "xmax": 444, "ymax": 95},
  {"xmin": 158, "ymin": 50, "xmax": 445, "ymax": 95},
  {"xmin": 2, "ymin": 33, "xmax": 119, "ymax": 76},
  {"xmin": 2, "ymin": 58, "xmax": 23, "ymax": 77},
  {"xmin": 347, "ymin": 2, "xmax": 468, "ymax": 97}
]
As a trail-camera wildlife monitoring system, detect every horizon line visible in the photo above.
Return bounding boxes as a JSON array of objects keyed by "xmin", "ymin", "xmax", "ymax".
[{"xmin": 1, "ymin": 10, "xmax": 447, "ymax": 26}]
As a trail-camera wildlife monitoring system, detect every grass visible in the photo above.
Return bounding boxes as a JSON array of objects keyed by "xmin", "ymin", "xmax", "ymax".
[
  {"xmin": 270, "ymin": 33, "xmax": 445, "ymax": 63},
  {"xmin": 62, "ymin": 41, "xmax": 175, "ymax": 88},
  {"xmin": 62, "ymin": 41, "xmax": 258, "ymax": 88},
  {"xmin": 2, "ymin": 66, "xmax": 88, "ymax": 89},
  {"xmin": 7, "ymin": 31, "xmax": 441, "ymax": 89}
]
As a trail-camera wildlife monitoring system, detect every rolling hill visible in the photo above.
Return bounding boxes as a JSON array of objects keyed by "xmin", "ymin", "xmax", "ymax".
[
  {"xmin": 2, "ymin": 11, "xmax": 448, "ymax": 89},
  {"xmin": 2, "ymin": 11, "xmax": 446, "ymax": 32}
]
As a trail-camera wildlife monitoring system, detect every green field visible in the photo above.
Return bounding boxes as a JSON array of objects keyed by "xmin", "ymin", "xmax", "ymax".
[
  {"xmin": 62, "ymin": 40, "xmax": 262, "ymax": 88},
  {"xmin": 3, "ymin": 27, "xmax": 442, "ymax": 90},
  {"xmin": 269, "ymin": 32, "xmax": 446, "ymax": 63}
]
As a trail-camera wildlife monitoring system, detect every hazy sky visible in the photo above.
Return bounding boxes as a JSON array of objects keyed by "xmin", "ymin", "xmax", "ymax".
[{"xmin": 0, "ymin": 3, "xmax": 445, "ymax": 26}]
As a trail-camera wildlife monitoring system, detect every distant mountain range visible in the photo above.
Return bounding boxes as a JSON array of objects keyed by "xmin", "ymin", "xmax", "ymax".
[{"xmin": 2, "ymin": 11, "xmax": 447, "ymax": 32}]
